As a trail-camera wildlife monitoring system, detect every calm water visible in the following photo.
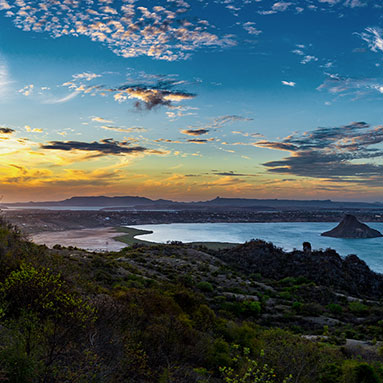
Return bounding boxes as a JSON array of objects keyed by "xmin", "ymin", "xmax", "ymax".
[{"xmin": 130, "ymin": 222, "xmax": 383, "ymax": 273}]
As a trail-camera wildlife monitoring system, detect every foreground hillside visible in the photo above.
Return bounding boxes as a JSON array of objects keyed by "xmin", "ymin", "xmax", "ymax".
[{"xmin": 0, "ymin": 219, "xmax": 383, "ymax": 382}]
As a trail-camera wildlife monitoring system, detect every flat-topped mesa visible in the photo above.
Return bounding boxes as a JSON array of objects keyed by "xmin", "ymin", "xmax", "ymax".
[{"xmin": 321, "ymin": 214, "xmax": 383, "ymax": 238}]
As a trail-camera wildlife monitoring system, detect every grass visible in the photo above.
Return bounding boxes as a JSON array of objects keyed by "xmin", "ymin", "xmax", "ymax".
[
  {"xmin": 113, "ymin": 227, "xmax": 154, "ymax": 246},
  {"xmin": 113, "ymin": 227, "xmax": 239, "ymax": 250}
]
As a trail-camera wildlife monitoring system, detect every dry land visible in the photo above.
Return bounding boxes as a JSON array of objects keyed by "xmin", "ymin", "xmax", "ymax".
[{"xmin": 32, "ymin": 227, "xmax": 128, "ymax": 252}]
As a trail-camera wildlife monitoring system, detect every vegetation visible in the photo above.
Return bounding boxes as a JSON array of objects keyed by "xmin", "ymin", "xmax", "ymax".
[
  {"xmin": 115, "ymin": 226, "xmax": 238, "ymax": 250},
  {"xmin": 0, "ymin": 218, "xmax": 382, "ymax": 382}
]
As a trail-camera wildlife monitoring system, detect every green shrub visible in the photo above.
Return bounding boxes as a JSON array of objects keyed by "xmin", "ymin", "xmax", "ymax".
[
  {"xmin": 342, "ymin": 361, "xmax": 381, "ymax": 383},
  {"xmin": 220, "ymin": 346, "xmax": 293, "ymax": 383},
  {"xmin": 292, "ymin": 301, "xmax": 303, "ymax": 313},
  {"xmin": 196, "ymin": 281, "xmax": 214, "ymax": 293},
  {"xmin": 349, "ymin": 301, "xmax": 369, "ymax": 316},
  {"xmin": 327, "ymin": 303, "xmax": 343, "ymax": 315}
]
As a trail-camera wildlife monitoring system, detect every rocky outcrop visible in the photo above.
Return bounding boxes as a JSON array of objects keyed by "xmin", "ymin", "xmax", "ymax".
[
  {"xmin": 219, "ymin": 240, "xmax": 383, "ymax": 298},
  {"xmin": 321, "ymin": 214, "xmax": 382, "ymax": 238}
]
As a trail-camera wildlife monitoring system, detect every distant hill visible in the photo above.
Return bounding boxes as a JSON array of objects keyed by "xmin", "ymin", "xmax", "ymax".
[{"xmin": 2, "ymin": 195, "xmax": 383, "ymax": 210}]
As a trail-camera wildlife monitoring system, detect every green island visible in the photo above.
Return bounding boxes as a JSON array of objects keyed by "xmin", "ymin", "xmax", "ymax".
[
  {"xmin": 114, "ymin": 226, "xmax": 238, "ymax": 250},
  {"xmin": 1, "ymin": 218, "xmax": 383, "ymax": 383}
]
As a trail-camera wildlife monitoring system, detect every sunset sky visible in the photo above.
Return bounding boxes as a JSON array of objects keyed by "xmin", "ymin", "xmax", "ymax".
[{"xmin": 1, "ymin": 0, "xmax": 383, "ymax": 202}]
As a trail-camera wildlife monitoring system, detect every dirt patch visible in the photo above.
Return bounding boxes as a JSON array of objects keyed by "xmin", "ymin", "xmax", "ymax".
[{"xmin": 31, "ymin": 227, "xmax": 127, "ymax": 252}]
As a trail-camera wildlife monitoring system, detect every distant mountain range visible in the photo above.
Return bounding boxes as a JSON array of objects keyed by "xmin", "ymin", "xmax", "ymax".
[{"xmin": 2, "ymin": 195, "xmax": 383, "ymax": 211}]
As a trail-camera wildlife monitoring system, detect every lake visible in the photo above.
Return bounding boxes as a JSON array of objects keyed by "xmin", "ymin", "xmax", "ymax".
[{"xmin": 130, "ymin": 222, "xmax": 383, "ymax": 273}]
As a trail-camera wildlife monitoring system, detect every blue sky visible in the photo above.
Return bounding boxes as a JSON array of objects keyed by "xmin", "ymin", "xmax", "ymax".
[{"xmin": 1, "ymin": 0, "xmax": 383, "ymax": 202}]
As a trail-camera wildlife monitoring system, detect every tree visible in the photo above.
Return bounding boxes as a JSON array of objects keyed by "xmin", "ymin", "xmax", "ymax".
[
  {"xmin": 220, "ymin": 345, "xmax": 293, "ymax": 383},
  {"xmin": 0, "ymin": 263, "xmax": 95, "ymax": 381}
]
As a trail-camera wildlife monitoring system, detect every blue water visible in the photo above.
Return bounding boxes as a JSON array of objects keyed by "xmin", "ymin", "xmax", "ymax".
[{"xmin": 130, "ymin": 222, "xmax": 383, "ymax": 273}]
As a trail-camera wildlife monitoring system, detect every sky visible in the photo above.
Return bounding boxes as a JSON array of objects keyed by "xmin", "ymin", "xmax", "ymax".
[{"xmin": 1, "ymin": 0, "xmax": 383, "ymax": 202}]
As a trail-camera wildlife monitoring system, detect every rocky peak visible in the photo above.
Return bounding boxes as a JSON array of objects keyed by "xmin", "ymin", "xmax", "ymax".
[{"xmin": 321, "ymin": 214, "xmax": 382, "ymax": 238}]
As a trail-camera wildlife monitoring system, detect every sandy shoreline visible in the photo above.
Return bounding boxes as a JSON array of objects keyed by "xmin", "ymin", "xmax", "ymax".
[{"xmin": 31, "ymin": 227, "xmax": 127, "ymax": 252}]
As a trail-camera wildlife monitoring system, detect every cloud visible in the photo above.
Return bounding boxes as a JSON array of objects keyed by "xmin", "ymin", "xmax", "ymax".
[
  {"xmin": 243, "ymin": 22, "xmax": 262, "ymax": 35},
  {"xmin": 0, "ymin": 127, "xmax": 14, "ymax": 134},
  {"xmin": 110, "ymin": 85, "xmax": 195, "ymax": 110},
  {"xmin": 0, "ymin": 0, "xmax": 11, "ymax": 10},
  {"xmin": 19, "ymin": 84, "xmax": 34, "ymax": 96},
  {"xmin": 301, "ymin": 55, "xmax": 318, "ymax": 64},
  {"xmin": 211, "ymin": 171, "xmax": 258, "ymax": 177},
  {"xmin": 181, "ymin": 128, "xmax": 209, "ymax": 136},
  {"xmin": 92, "ymin": 116, "xmax": 113, "ymax": 124},
  {"xmin": 73, "ymin": 72, "xmax": 101, "ymax": 81},
  {"xmin": 44, "ymin": 91, "xmax": 79, "ymax": 104},
  {"xmin": 3, "ymin": 1, "xmax": 235, "ymax": 61},
  {"xmin": 64, "ymin": 71, "xmax": 196, "ymax": 110},
  {"xmin": 258, "ymin": 1, "xmax": 292, "ymax": 15},
  {"xmin": 318, "ymin": 0, "xmax": 341, "ymax": 4},
  {"xmin": 25, "ymin": 125, "xmax": 43, "ymax": 133},
  {"xmin": 232, "ymin": 131, "xmax": 263, "ymax": 138},
  {"xmin": 359, "ymin": 27, "xmax": 383, "ymax": 53},
  {"xmin": 41, "ymin": 138, "xmax": 163, "ymax": 156},
  {"xmin": 292, "ymin": 46, "xmax": 318, "ymax": 65},
  {"xmin": 317, "ymin": 73, "xmax": 383, "ymax": 98},
  {"xmin": 282, "ymin": 80, "xmax": 296, "ymax": 87},
  {"xmin": 209, "ymin": 115, "xmax": 253, "ymax": 129},
  {"xmin": 344, "ymin": 0, "xmax": 366, "ymax": 7},
  {"xmin": 99, "ymin": 125, "xmax": 146, "ymax": 133},
  {"xmin": 92, "ymin": 116, "xmax": 114, "ymax": 123},
  {"xmin": 187, "ymin": 138, "xmax": 215, "ymax": 144},
  {"xmin": 272, "ymin": 2, "xmax": 292, "ymax": 12},
  {"xmin": 257, "ymin": 121, "xmax": 383, "ymax": 185},
  {"xmin": 0, "ymin": 57, "xmax": 11, "ymax": 98}
]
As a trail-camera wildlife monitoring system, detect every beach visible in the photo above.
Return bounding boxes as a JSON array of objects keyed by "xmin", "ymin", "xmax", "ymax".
[{"xmin": 31, "ymin": 227, "xmax": 126, "ymax": 252}]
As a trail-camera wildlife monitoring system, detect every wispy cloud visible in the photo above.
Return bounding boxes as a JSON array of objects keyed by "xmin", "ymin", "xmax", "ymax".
[
  {"xmin": 92, "ymin": 117, "xmax": 114, "ymax": 124},
  {"xmin": 43, "ymin": 91, "xmax": 79, "ymax": 104},
  {"xmin": 99, "ymin": 125, "xmax": 146, "ymax": 133},
  {"xmin": 359, "ymin": 27, "xmax": 383, "ymax": 53},
  {"xmin": 0, "ymin": 56, "xmax": 11, "ymax": 98},
  {"xmin": 317, "ymin": 73, "xmax": 383, "ymax": 99}
]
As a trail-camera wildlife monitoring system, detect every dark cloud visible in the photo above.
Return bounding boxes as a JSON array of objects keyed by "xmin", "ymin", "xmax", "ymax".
[
  {"xmin": 109, "ymin": 78, "xmax": 196, "ymax": 110},
  {"xmin": 181, "ymin": 128, "xmax": 209, "ymax": 136},
  {"xmin": 187, "ymin": 138, "xmax": 215, "ymax": 144},
  {"xmin": 258, "ymin": 122, "xmax": 383, "ymax": 184},
  {"xmin": 212, "ymin": 171, "xmax": 258, "ymax": 177},
  {"xmin": 0, "ymin": 127, "xmax": 15, "ymax": 134},
  {"xmin": 41, "ymin": 138, "xmax": 159, "ymax": 156}
]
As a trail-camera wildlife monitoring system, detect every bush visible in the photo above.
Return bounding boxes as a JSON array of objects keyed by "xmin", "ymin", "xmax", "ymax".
[
  {"xmin": 327, "ymin": 303, "xmax": 343, "ymax": 315},
  {"xmin": 220, "ymin": 346, "xmax": 293, "ymax": 383},
  {"xmin": 196, "ymin": 281, "xmax": 214, "ymax": 293},
  {"xmin": 342, "ymin": 361, "xmax": 381, "ymax": 383},
  {"xmin": 349, "ymin": 301, "xmax": 369, "ymax": 316}
]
